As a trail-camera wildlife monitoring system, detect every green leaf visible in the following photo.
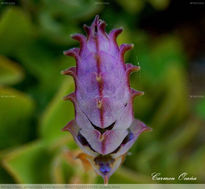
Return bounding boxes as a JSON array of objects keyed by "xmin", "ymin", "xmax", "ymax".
[
  {"xmin": 39, "ymin": 78, "xmax": 75, "ymax": 141},
  {"xmin": 1, "ymin": 132, "xmax": 79, "ymax": 184},
  {"xmin": 166, "ymin": 118, "xmax": 201, "ymax": 152},
  {"xmin": 0, "ymin": 56, "xmax": 24, "ymax": 85},
  {"xmin": 0, "ymin": 87, "xmax": 35, "ymax": 149},
  {"xmin": 0, "ymin": 8, "xmax": 33, "ymax": 56},
  {"xmin": 150, "ymin": 65, "xmax": 189, "ymax": 132},
  {"xmin": 134, "ymin": 35, "xmax": 186, "ymax": 85},
  {"xmin": 16, "ymin": 41, "xmax": 59, "ymax": 85},
  {"xmin": 41, "ymin": 0, "xmax": 102, "ymax": 21},
  {"xmin": 2, "ymin": 141, "xmax": 54, "ymax": 183},
  {"xmin": 182, "ymin": 145, "xmax": 205, "ymax": 181},
  {"xmin": 0, "ymin": 165, "xmax": 15, "ymax": 184},
  {"xmin": 38, "ymin": 11, "xmax": 79, "ymax": 46}
]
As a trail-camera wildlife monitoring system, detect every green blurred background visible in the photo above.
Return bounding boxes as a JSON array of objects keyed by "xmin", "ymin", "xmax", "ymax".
[{"xmin": 0, "ymin": 0, "xmax": 205, "ymax": 184}]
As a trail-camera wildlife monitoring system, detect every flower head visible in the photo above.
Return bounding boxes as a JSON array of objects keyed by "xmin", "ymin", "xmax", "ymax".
[{"xmin": 62, "ymin": 15, "xmax": 151, "ymax": 184}]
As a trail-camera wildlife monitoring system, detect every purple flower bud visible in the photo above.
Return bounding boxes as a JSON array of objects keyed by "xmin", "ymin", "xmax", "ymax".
[{"xmin": 62, "ymin": 15, "xmax": 151, "ymax": 184}]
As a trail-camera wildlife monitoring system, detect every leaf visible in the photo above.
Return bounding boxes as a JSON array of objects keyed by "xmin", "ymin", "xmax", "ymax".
[
  {"xmin": 182, "ymin": 145, "xmax": 205, "ymax": 180},
  {"xmin": 150, "ymin": 65, "xmax": 189, "ymax": 132},
  {"xmin": 39, "ymin": 78, "xmax": 75, "ymax": 141},
  {"xmin": 133, "ymin": 141, "xmax": 163, "ymax": 173},
  {"xmin": 2, "ymin": 134, "xmax": 78, "ymax": 184},
  {"xmin": 41, "ymin": 0, "xmax": 102, "ymax": 21},
  {"xmin": 2, "ymin": 141, "xmax": 53, "ymax": 183},
  {"xmin": 0, "ymin": 55, "xmax": 24, "ymax": 85},
  {"xmin": 38, "ymin": 11, "xmax": 79, "ymax": 46},
  {"xmin": 134, "ymin": 35, "xmax": 186, "ymax": 85},
  {"xmin": 0, "ymin": 87, "xmax": 35, "ymax": 149},
  {"xmin": 16, "ymin": 41, "xmax": 59, "ymax": 85},
  {"xmin": 0, "ymin": 165, "xmax": 15, "ymax": 184},
  {"xmin": 0, "ymin": 8, "xmax": 33, "ymax": 56},
  {"xmin": 166, "ymin": 118, "xmax": 201, "ymax": 152}
]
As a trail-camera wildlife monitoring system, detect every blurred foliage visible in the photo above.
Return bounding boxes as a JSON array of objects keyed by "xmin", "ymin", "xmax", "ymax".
[
  {"xmin": 0, "ymin": 56, "xmax": 24, "ymax": 85},
  {"xmin": 0, "ymin": 0, "xmax": 204, "ymax": 184}
]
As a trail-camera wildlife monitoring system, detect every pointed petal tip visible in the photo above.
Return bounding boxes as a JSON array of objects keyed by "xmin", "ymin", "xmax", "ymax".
[
  {"xmin": 71, "ymin": 33, "xmax": 86, "ymax": 42},
  {"xmin": 99, "ymin": 21, "xmax": 106, "ymax": 32},
  {"xmin": 83, "ymin": 24, "xmax": 90, "ymax": 33},
  {"xmin": 145, "ymin": 126, "xmax": 153, "ymax": 132},
  {"xmin": 70, "ymin": 34, "xmax": 78, "ymax": 40},
  {"xmin": 63, "ymin": 95, "xmax": 68, "ymax": 101},
  {"xmin": 63, "ymin": 92, "xmax": 75, "ymax": 102},
  {"xmin": 94, "ymin": 15, "xmax": 100, "ymax": 22},
  {"xmin": 91, "ymin": 15, "xmax": 100, "ymax": 28},
  {"xmin": 63, "ymin": 49, "xmax": 78, "ymax": 56},
  {"xmin": 83, "ymin": 24, "xmax": 89, "ymax": 29},
  {"xmin": 140, "ymin": 125, "xmax": 152, "ymax": 135},
  {"xmin": 137, "ymin": 120, "xmax": 152, "ymax": 133},
  {"xmin": 61, "ymin": 127, "xmax": 67, "ymax": 132},
  {"xmin": 60, "ymin": 69, "xmax": 68, "ymax": 76},
  {"xmin": 120, "ymin": 43, "xmax": 134, "ymax": 49},
  {"xmin": 62, "ymin": 120, "xmax": 73, "ymax": 132},
  {"xmin": 131, "ymin": 89, "xmax": 144, "ymax": 98},
  {"xmin": 109, "ymin": 27, "xmax": 123, "ymax": 39},
  {"xmin": 118, "ymin": 27, "xmax": 123, "ymax": 34},
  {"xmin": 63, "ymin": 96, "xmax": 70, "ymax": 101},
  {"xmin": 120, "ymin": 43, "xmax": 134, "ymax": 58},
  {"xmin": 118, "ymin": 26, "xmax": 124, "ymax": 31},
  {"xmin": 140, "ymin": 91, "xmax": 144, "ymax": 96},
  {"xmin": 63, "ymin": 50, "xmax": 69, "ymax": 55},
  {"xmin": 126, "ymin": 63, "xmax": 141, "ymax": 75},
  {"xmin": 61, "ymin": 67, "xmax": 76, "ymax": 77},
  {"xmin": 63, "ymin": 49, "xmax": 80, "ymax": 62}
]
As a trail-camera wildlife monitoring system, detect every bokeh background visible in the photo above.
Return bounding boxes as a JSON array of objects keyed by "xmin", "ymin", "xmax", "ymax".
[{"xmin": 0, "ymin": 0, "xmax": 205, "ymax": 184}]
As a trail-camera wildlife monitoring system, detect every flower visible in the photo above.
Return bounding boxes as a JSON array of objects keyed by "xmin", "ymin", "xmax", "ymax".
[{"xmin": 62, "ymin": 15, "xmax": 151, "ymax": 184}]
